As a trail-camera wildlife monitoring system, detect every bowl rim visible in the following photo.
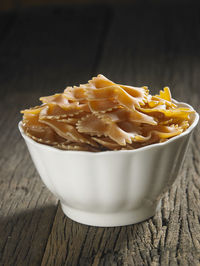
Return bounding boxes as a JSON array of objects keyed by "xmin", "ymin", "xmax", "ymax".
[{"xmin": 18, "ymin": 99, "xmax": 199, "ymax": 156}]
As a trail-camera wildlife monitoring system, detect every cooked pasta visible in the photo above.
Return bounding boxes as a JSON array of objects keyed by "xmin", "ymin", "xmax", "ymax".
[{"xmin": 21, "ymin": 74, "xmax": 194, "ymax": 151}]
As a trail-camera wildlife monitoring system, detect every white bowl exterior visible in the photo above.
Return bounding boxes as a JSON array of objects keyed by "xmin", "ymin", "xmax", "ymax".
[
  {"xmin": 24, "ymin": 132, "xmax": 190, "ymax": 210},
  {"xmin": 19, "ymin": 102, "xmax": 199, "ymax": 226}
]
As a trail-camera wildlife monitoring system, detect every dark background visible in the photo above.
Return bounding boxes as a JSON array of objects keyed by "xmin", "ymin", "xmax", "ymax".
[
  {"xmin": 0, "ymin": 0, "xmax": 200, "ymax": 102},
  {"xmin": 0, "ymin": 0, "xmax": 198, "ymax": 11}
]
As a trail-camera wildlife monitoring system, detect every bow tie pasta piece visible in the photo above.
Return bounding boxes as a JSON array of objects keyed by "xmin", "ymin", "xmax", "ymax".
[
  {"xmin": 39, "ymin": 117, "xmax": 98, "ymax": 147},
  {"xmin": 89, "ymin": 74, "xmax": 115, "ymax": 88},
  {"xmin": 21, "ymin": 75, "xmax": 194, "ymax": 151},
  {"xmin": 39, "ymin": 104, "xmax": 89, "ymax": 120},
  {"xmin": 91, "ymin": 136, "xmax": 122, "ymax": 150},
  {"xmin": 103, "ymin": 108, "xmax": 157, "ymax": 125},
  {"xmin": 155, "ymin": 87, "xmax": 171, "ymax": 102},
  {"xmin": 21, "ymin": 107, "xmax": 67, "ymax": 145},
  {"xmin": 87, "ymin": 85, "xmax": 142, "ymax": 109},
  {"xmin": 40, "ymin": 94, "xmax": 90, "ymax": 113},
  {"xmin": 88, "ymin": 98, "xmax": 119, "ymax": 113},
  {"xmin": 53, "ymin": 142, "xmax": 100, "ymax": 152},
  {"xmin": 64, "ymin": 86, "xmax": 87, "ymax": 102}
]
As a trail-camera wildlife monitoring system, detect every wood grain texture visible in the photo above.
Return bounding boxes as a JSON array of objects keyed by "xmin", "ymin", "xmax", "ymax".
[
  {"xmin": 1, "ymin": 3, "xmax": 200, "ymax": 266},
  {"xmin": 41, "ymin": 4, "xmax": 200, "ymax": 266},
  {"xmin": 0, "ymin": 6, "xmax": 106, "ymax": 265}
]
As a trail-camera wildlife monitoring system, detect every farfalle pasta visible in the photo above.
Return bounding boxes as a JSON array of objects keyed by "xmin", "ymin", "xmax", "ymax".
[{"xmin": 21, "ymin": 74, "xmax": 194, "ymax": 151}]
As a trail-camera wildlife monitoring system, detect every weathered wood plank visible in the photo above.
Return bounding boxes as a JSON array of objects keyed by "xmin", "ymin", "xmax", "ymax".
[
  {"xmin": 41, "ymin": 4, "xmax": 200, "ymax": 266},
  {"xmin": 0, "ymin": 6, "xmax": 106, "ymax": 265}
]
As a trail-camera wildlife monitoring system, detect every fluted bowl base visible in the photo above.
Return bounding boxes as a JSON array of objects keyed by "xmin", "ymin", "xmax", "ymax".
[{"xmin": 61, "ymin": 200, "xmax": 161, "ymax": 227}]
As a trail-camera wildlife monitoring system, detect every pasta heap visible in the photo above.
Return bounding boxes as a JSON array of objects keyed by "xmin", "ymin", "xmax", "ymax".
[{"xmin": 21, "ymin": 74, "xmax": 193, "ymax": 151}]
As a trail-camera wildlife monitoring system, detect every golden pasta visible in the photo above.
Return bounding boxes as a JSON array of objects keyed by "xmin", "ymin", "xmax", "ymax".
[{"xmin": 21, "ymin": 74, "xmax": 194, "ymax": 151}]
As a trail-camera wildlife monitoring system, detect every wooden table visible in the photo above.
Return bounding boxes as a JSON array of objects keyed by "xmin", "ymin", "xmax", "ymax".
[{"xmin": 0, "ymin": 3, "xmax": 200, "ymax": 265}]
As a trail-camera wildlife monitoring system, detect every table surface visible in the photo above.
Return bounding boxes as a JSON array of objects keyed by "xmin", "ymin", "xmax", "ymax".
[{"xmin": 0, "ymin": 3, "xmax": 200, "ymax": 265}]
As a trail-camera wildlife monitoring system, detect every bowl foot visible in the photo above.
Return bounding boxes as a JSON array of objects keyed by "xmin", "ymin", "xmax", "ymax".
[{"xmin": 61, "ymin": 200, "xmax": 161, "ymax": 227}]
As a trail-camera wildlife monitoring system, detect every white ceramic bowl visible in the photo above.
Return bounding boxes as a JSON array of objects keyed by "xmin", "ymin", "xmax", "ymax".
[{"xmin": 18, "ymin": 101, "xmax": 199, "ymax": 227}]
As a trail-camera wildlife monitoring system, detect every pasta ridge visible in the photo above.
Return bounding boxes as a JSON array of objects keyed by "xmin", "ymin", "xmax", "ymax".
[{"xmin": 21, "ymin": 74, "xmax": 194, "ymax": 151}]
